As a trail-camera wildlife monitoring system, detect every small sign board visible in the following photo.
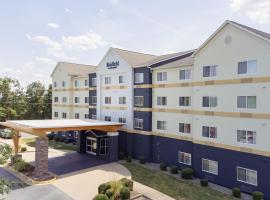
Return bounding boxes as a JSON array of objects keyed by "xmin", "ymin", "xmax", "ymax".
[{"xmin": 106, "ymin": 61, "xmax": 119, "ymax": 69}]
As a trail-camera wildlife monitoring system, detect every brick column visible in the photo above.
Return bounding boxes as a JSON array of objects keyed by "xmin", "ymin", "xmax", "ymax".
[{"xmin": 34, "ymin": 136, "xmax": 49, "ymax": 178}]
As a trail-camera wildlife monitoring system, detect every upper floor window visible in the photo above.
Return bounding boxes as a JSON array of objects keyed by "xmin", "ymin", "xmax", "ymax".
[
  {"xmin": 180, "ymin": 69, "xmax": 191, "ymax": 80},
  {"xmin": 202, "ymin": 126, "xmax": 217, "ymax": 138},
  {"xmin": 91, "ymin": 78, "xmax": 97, "ymax": 87},
  {"xmin": 119, "ymin": 75, "xmax": 124, "ymax": 84},
  {"xmin": 105, "ymin": 97, "xmax": 111, "ymax": 104},
  {"xmin": 157, "ymin": 96, "xmax": 167, "ymax": 106},
  {"xmin": 105, "ymin": 77, "xmax": 111, "ymax": 84},
  {"xmin": 237, "ymin": 130, "xmax": 256, "ymax": 144},
  {"xmin": 134, "ymin": 118, "xmax": 143, "ymax": 129},
  {"xmin": 202, "ymin": 96, "xmax": 217, "ymax": 107},
  {"xmin": 74, "ymin": 80, "xmax": 79, "ymax": 87},
  {"xmin": 54, "ymin": 97, "xmax": 58, "ymax": 103},
  {"xmin": 119, "ymin": 117, "xmax": 126, "ymax": 123},
  {"xmin": 134, "ymin": 73, "xmax": 144, "ymax": 83},
  {"xmin": 62, "ymin": 112, "xmax": 67, "ymax": 119},
  {"xmin": 85, "ymin": 80, "xmax": 88, "ymax": 87},
  {"xmin": 237, "ymin": 96, "xmax": 256, "ymax": 109},
  {"xmin": 84, "ymin": 114, "xmax": 89, "ymax": 119},
  {"xmin": 85, "ymin": 97, "xmax": 89, "ymax": 104},
  {"xmin": 157, "ymin": 72, "xmax": 167, "ymax": 82},
  {"xmin": 54, "ymin": 82, "xmax": 57, "ymax": 88},
  {"xmin": 62, "ymin": 81, "xmax": 66, "ymax": 87},
  {"xmin": 119, "ymin": 97, "xmax": 126, "ymax": 104},
  {"xmin": 179, "ymin": 96, "xmax": 191, "ymax": 106},
  {"xmin": 238, "ymin": 60, "xmax": 257, "ymax": 75},
  {"xmin": 74, "ymin": 97, "xmax": 80, "ymax": 103},
  {"xmin": 178, "ymin": 151, "xmax": 191, "ymax": 165},
  {"xmin": 75, "ymin": 113, "xmax": 80, "ymax": 119},
  {"xmin": 237, "ymin": 167, "xmax": 257, "ymax": 186},
  {"xmin": 157, "ymin": 120, "xmax": 166, "ymax": 130},
  {"xmin": 91, "ymin": 96, "xmax": 97, "ymax": 105},
  {"xmin": 179, "ymin": 123, "xmax": 191, "ymax": 134},
  {"xmin": 202, "ymin": 159, "xmax": 218, "ymax": 175},
  {"xmin": 203, "ymin": 65, "xmax": 217, "ymax": 77},
  {"xmin": 54, "ymin": 112, "xmax": 58, "ymax": 118},
  {"xmin": 105, "ymin": 116, "xmax": 111, "ymax": 121},
  {"xmin": 134, "ymin": 96, "xmax": 144, "ymax": 107},
  {"xmin": 62, "ymin": 97, "xmax": 67, "ymax": 103}
]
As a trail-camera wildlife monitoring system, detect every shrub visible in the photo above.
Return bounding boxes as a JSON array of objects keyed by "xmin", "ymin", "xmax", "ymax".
[
  {"xmin": 13, "ymin": 159, "xmax": 30, "ymax": 172},
  {"xmin": 20, "ymin": 147, "xmax": 27, "ymax": 152},
  {"xmin": 105, "ymin": 189, "xmax": 114, "ymax": 199},
  {"xmin": 119, "ymin": 152, "xmax": 125, "ymax": 160},
  {"xmin": 232, "ymin": 187, "xmax": 241, "ymax": 198},
  {"xmin": 93, "ymin": 194, "xmax": 109, "ymax": 200},
  {"xmin": 170, "ymin": 165, "xmax": 178, "ymax": 174},
  {"xmin": 181, "ymin": 168, "xmax": 193, "ymax": 179},
  {"xmin": 160, "ymin": 162, "xmax": 167, "ymax": 171},
  {"xmin": 47, "ymin": 134, "xmax": 54, "ymax": 140},
  {"xmin": 120, "ymin": 178, "xmax": 133, "ymax": 191},
  {"xmin": 200, "ymin": 179, "xmax": 208, "ymax": 187},
  {"xmin": 54, "ymin": 137, "xmax": 60, "ymax": 142},
  {"xmin": 139, "ymin": 156, "xmax": 145, "ymax": 164},
  {"xmin": 120, "ymin": 186, "xmax": 130, "ymax": 200},
  {"xmin": 98, "ymin": 183, "xmax": 110, "ymax": 194},
  {"xmin": 252, "ymin": 191, "xmax": 264, "ymax": 200},
  {"xmin": 126, "ymin": 155, "xmax": 132, "ymax": 163}
]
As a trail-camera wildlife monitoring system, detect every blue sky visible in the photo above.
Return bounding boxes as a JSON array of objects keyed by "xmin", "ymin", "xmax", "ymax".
[{"xmin": 0, "ymin": 0, "xmax": 269, "ymax": 86}]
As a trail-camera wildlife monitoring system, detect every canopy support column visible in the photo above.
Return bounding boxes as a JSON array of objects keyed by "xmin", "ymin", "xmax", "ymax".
[
  {"xmin": 34, "ymin": 136, "xmax": 49, "ymax": 179},
  {"xmin": 12, "ymin": 131, "xmax": 20, "ymax": 155}
]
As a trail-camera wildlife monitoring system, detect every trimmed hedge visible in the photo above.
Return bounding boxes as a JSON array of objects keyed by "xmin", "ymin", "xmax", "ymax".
[
  {"xmin": 126, "ymin": 155, "xmax": 132, "ymax": 163},
  {"xmin": 170, "ymin": 165, "xmax": 178, "ymax": 174},
  {"xmin": 120, "ymin": 178, "xmax": 133, "ymax": 191},
  {"xmin": 160, "ymin": 162, "xmax": 167, "ymax": 171},
  {"xmin": 105, "ymin": 189, "xmax": 114, "ymax": 199},
  {"xmin": 93, "ymin": 194, "xmax": 109, "ymax": 200},
  {"xmin": 232, "ymin": 187, "xmax": 241, "ymax": 198},
  {"xmin": 200, "ymin": 179, "xmax": 208, "ymax": 187},
  {"xmin": 120, "ymin": 186, "xmax": 130, "ymax": 200},
  {"xmin": 252, "ymin": 191, "xmax": 264, "ymax": 200},
  {"xmin": 139, "ymin": 156, "xmax": 146, "ymax": 164},
  {"xmin": 98, "ymin": 183, "xmax": 110, "ymax": 194},
  {"xmin": 21, "ymin": 147, "xmax": 27, "ymax": 152},
  {"xmin": 181, "ymin": 168, "xmax": 193, "ymax": 179}
]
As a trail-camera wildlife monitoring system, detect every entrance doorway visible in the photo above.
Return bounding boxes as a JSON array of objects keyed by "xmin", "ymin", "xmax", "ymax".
[{"xmin": 86, "ymin": 137, "xmax": 97, "ymax": 155}]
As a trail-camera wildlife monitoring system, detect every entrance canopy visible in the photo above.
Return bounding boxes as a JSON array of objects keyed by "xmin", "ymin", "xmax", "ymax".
[{"xmin": 0, "ymin": 119, "xmax": 123, "ymax": 137}]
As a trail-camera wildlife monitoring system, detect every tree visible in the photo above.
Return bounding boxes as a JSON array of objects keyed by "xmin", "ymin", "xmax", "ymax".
[
  {"xmin": 0, "ymin": 144, "xmax": 13, "ymax": 195},
  {"xmin": 43, "ymin": 84, "xmax": 52, "ymax": 119}
]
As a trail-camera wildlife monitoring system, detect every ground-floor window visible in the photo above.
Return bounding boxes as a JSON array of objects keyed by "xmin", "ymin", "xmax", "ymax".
[
  {"xmin": 178, "ymin": 151, "xmax": 191, "ymax": 165},
  {"xmin": 134, "ymin": 118, "xmax": 143, "ymax": 129},
  {"xmin": 91, "ymin": 114, "xmax": 97, "ymax": 119},
  {"xmin": 157, "ymin": 120, "xmax": 166, "ymax": 130},
  {"xmin": 86, "ymin": 137, "xmax": 97, "ymax": 155},
  {"xmin": 237, "ymin": 167, "xmax": 257, "ymax": 186},
  {"xmin": 105, "ymin": 116, "xmax": 111, "ymax": 121},
  {"xmin": 75, "ymin": 113, "xmax": 80, "ymax": 119},
  {"xmin": 99, "ymin": 138, "xmax": 108, "ymax": 155},
  {"xmin": 202, "ymin": 158, "xmax": 218, "ymax": 175},
  {"xmin": 119, "ymin": 117, "xmax": 126, "ymax": 123}
]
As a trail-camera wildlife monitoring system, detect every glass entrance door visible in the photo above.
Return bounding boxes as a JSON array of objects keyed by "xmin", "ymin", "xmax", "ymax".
[{"xmin": 86, "ymin": 137, "xmax": 97, "ymax": 155}]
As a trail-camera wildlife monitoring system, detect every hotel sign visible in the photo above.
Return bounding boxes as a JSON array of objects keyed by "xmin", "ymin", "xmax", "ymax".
[{"xmin": 106, "ymin": 61, "xmax": 119, "ymax": 69}]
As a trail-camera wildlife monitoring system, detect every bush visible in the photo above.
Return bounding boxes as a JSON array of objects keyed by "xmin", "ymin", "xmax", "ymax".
[
  {"xmin": 119, "ymin": 152, "xmax": 125, "ymax": 160},
  {"xmin": 0, "ymin": 130, "xmax": 12, "ymax": 139},
  {"xmin": 200, "ymin": 179, "xmax": 208, "ymax": 187},
  {"xmin": 232, "ymin": 187, "xmax": 241, "ymax": 198},
  {"xmin": 20, "ymin": 147, "xmax": 27, "ymax": 152},
  {"xmin": 139, "ymin": 156, "xmax": 145, "ymax": 164},
  {"xmin": 47, "ymin": 134, "xmax": 54, "ymax": 140},
  {"xmin": 170, "ymin": 166, "xmax": 178, "ymax": 174},
  {"xmin": 13, "ymin": 159, "xmax": 31, "ymax": 172},
  {"xmin": 54, "ymin": 137, "xmax": 60, "ymax": 142},
  {"xmin": 181, "ymin": 168, "xmax": 193, "ymax": 179},
  {"xmin": 98, "ymin": 183, "xmax": 110, "ymax": 194},
  {"xmin": 160, "ymin": 162, "xmax": 167, "ymax": 171},
  {"xmin": 120, "ymin": 178, "xmax": 133, "ymax": 191},
  {"xmin": 120, "ymin": 186, "xmax": 130, "ymax": 200},
  {"xmin": 252, "ymin": 191, "xmax": 264, "ymax": 200},
  {"xmin": 126, "ymin": 155, "xmax": 132, "ymax": 163},
  {"xmin": 105, "ymin": 189, "xmax": 114, "ymax": 199},
  {"xmin": 93, "ymin": 194, "xmax": 109, "ymax": 200}
]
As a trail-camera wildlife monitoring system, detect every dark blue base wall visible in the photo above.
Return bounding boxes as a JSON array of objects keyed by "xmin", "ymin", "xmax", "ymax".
[{"xmin": 118, "ymin": 131, "xmax": 270, "ymax": 199}]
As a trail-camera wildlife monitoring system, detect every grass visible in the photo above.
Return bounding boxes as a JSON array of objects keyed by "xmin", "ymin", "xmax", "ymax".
[
  {"xmin": 122, "ymin": 162, "xmax": 236, "ymax": 200},
  {"xmin": 21, "ymin": 137, "xmax": 77, "ymax": 152}
]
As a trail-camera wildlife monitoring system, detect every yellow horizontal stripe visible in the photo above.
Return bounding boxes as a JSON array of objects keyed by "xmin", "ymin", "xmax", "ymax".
[
  {"xmin": 52, "ymin": 104, "xmax": 89, "ymax": 108},
  {"xmin": 101, "ymin": 106, "xmax": 127, "ymax": 110},
  {"xmin": 102, "ymin": 85, "xmax": 127, "ymax": 90},
  {"xmin": 53, "ymin": 88, "xmax": 89, "ymax": 92}
]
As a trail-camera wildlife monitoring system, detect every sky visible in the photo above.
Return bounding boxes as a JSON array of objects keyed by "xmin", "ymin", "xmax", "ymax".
[{"xmin": 0, "ymin": 0, "xmax": 270, "ymax": 87}]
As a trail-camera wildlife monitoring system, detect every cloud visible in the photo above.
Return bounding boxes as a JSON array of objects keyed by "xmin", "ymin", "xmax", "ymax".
[
  {"xmin": 47, "ymin": 23, "xmax": 60, "ymax": 29},
  {"xmin": 65, "ymin": 8, "xmax": 71, "ymax": 13},
  {"xmin": 110, "ymin": 0, "xmax": 120, "ymax": 6},
  {"xmin": 230, "ymin": 0, "xmax": 270, "ymax": 24},
  {"xmin": 35, "ymin": 57, "xmax": 56, "ymax": 65}
]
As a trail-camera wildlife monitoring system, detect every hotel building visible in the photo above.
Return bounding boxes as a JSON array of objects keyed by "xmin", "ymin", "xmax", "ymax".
[{"xmin": 51, "ymin": 20, "xmax": 270, "ymax": 198}]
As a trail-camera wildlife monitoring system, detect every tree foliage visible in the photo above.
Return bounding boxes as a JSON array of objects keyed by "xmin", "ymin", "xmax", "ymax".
[{"xmin": 0, "ymin": 144, "xmax": 13, "ymax": 165}]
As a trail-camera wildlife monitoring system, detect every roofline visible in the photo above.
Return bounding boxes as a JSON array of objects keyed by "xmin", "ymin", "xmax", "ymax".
[
  {"xmin": 111, "ymin": 47, "xmax": 155, "ymax": 56},
  {"xmin": 193, "ymin": 20, "xmax": 270, "ymax": 57}
]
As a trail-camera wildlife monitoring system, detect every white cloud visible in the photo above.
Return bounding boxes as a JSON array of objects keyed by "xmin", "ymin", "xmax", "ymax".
[
  {"xmin": 110, "ymin": 0, "xmax": 120, "ymax": 6},
  {"xmin": 47, "ymin": 23, "xmax": 60, "ymax": 29},
  {"xmin": 65, "ymin": 8, "xmax": 71, "ymax": 13},
  {"xmin": 230, "ymin": 0, "xmax": 270, "ymax": 24}
]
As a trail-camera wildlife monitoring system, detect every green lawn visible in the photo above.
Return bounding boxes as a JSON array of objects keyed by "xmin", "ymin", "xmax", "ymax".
[
  {"xmin": 122, "ymin": 162, "xmax": 236, "ymax": 200},
  {"xmin": 21, "ymin": 137, "xmax": 77, "ymax": 152}
]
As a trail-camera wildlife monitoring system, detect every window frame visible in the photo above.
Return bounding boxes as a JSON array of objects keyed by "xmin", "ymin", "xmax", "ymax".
[
  {"xmin": 91, "ymin": 78, "xmax": 97, "ymax": 87},
  {"xmin": 119, "ymin": 75, "xmax": 124, "ymax": 84},
  {"xmin": 237, "ymin": 96, "xmax": 256, "ymax": 109},
  {"xmin": 178, "ymin": 151, "xmax": 192, "ymax": 166},
  {"xmin": 91, "ymin": 96, "xmax": 97, "ymax": 104},
  {"xmin": 203, "ymin": 65, "xmax": 217, "ymax": 77},
  {"xmin": 179, "ymin": 96, "xmax": 191, "ymax": 107},
  {"xmin": 202, "ymin": 158, "xmax": 218, "ymax": 175},
  {"xmin": 157, "ymin": 96, "xmax": 167, "ymax": 106},
  {"xmin": 99, "ymin": 138, "xmax": 108, "ymax": 155},
  {"xmin": 157, "ymin": 120, "xmax": 166, "ymax": 130},
  {"xmin": 75, "ymin": 113, "xmax": 80, "ymax": 119},
  {"xmin": 238, "ymin": 60, "xmax": 257, "ymax": 75},
  {"xmin": 179, "ymin": 69, "xmax": 192, "ymax": 80},
  {"xmin": 134, "ymin": 73, "xmax": 144, "ymax": 84},
  {"xmin": 157, "ymin": 72, "xmax": 167, "ymax": 82},
  {"xmin": 134, "ymin": 96, "xmax": 144, "ymax": 107},
  {"xmin": 202, "ymin": 126, "xmax": 217, "ymax": 138},
  {"xmin": 104, "ymin": 116, "xmax": 111, "ymax": 121},
  {"xmin": 237, "ymin": 167, "xmax": 258, "ymax": 186},
  {"xmin": 105, "ymin": 97, "xmax": 111, "ymax": 104},
  {"xmin": 118, "ymin": 117, "xmax": 126, "ymax": 123},
  {"xmin": 202, "ymin": 96, "xmax": 217, "ymax": 107},
  {"xmin": 179, "ymin": 123, "xmax": 191, "ymax": 134},
  {"xmin": 119, "ymin": 96, "xmax": 126, "ymax": 104},
  {"xmin": 134, "ymin": 118, "xmax": 143, "ymax": 129},
  {"xmin": 54, "ymin": 112, "xmax": 58, "ymax": 118},
  {"xmin": 74, "ymin": 97, "xmax": 80, "ymax": 103},
  {"xmin": 104, "ymin": 77, "xmax": 112, "ymax": 85},
  {"xmin": 237, "ymin": 130, "xmax": 256, "ymax": 144}
]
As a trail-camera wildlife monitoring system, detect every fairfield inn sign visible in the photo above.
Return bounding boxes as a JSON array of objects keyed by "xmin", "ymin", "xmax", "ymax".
[{"xmin": 106, "ymin": 61, "xmax": 119, "ymax": 69}]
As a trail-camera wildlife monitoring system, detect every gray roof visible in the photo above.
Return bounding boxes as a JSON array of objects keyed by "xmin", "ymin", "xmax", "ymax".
[{"xmin": 151, "ymin": 54, "xmax": 194, "ymax": 69}]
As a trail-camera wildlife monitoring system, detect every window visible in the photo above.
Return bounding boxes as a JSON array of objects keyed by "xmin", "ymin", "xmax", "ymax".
[
  {"xmin": 119, "ymin": 97, "xmax": 126, "ymax": 104},
  {"xmin": 74, "ymin": 97, "xmax": 80, "ymax": 103},
  {"xmin": 179, "ymin": 123, "xmax": 191, "ymax": 133},
  {"xmin": 135, "ymin": 73, "xmax": 144, "ymax": 83},
  {"xmin": 62, "ymin": 97, "xmax": 67, "ymax": 103},
  {"xmin": 180, "ymin": 69, "xmax": 191, "ymax": 80},
  {"xmin": 178, "ymin": 152, "xmax": 191, "ymax": 165},
  {"xmin": 202, "ymin": 126, "xmax": 217, "ymax": 138},
  {"xmin": 54, "ymin": 97, "xmax": 58, "ymax": 103},
  {"xmin": 91, "ymin": 96, "xmax": 97, "ymax": 104},
  {"xmin": 237, "ymin": 96, "xmax": 256, "ymax": 109},
  {"xmin": 237, "ymin": 130, "xmax": 256, "ymax": 144},
  {"xmin": 157, "ymin": 120, "xmax": 166, "ymax": 130},
  {"xmin": 99, "ymin": 138, "xmax": 108, "ymax": 155},
  {"xmin": 179, "ymin": 96, "xmax": 191, "ymax": 106},
  {"xmin": 54, "ymin": 82, "xmax": 57, "ymax": 87},
  {"xmin": 91, "ymin": 114, "xmax": 97, "ymax": 120},
  {"xmin": 85, "ymin": 80, "xmax": 88, "ymax": 87},
  {"xmin": 157, "ymin": 72, "xmax": 167, "ymax": 81},
  {"xmin": 238, "ymin": 60, "xmax": 257, "ymax": 75},
  {"xmin": 54, "ymin": 112, "xmax": 58, "ymax": 118},
  {"xmin": 62, "ymin": 112, "xmax": 67, "ymax": 119},
  {"xmin": 202, "ymin": 159, "xmax": 218, "ymax": 175},
  {"xmin": 85, "ymin": 97, "xmax": 89, "ymax": 103},
  {"xmin": 119, "ymin": 75, "xmax": 124, "ymax": 84},
  {"xmin": 105, "ymin": 97, "xmax": 111, "ymax": 104},
  {"xmin": 134, "ymin": 118, "xmax": 143, "ymax": 129},
  {"xmin": 202, "ymin": 96, "xmax": 217, "ymax": 107},
  {"xmin": 119, "ymin": 117, "xmax": 126, "ymax": 123},
  {"xmin": 91, "ymin": 78, "xmax": 96, "ymax": 87},
  {"xmin": 237, "ymin": 167, "xmax": 257, "ymax": 186},
  {"xmin": 75, "ymin": 113, "xmax": 79, "ymax": 119},
  {"xmin": 105, "ymin": 77, "xmax": 111, "ymax": 84},
  {"xmin": 157, "ymin": 96, "xmax": 167, "ymax": 106},
  {"xmin": 74, "ymin": 80, "xmax": 79, "ymax": 87},
  {"xmin": 105, "ymin": 116, "xmax": 111, "ymax": 121},
  {"xmin": 62, "ymin": 81, "xmax": 66, "ymax": 87},
  {"xmin": 84, "ymin": 114, "xmax": 89, "ymax": 119},
  {"xmin": 203, "ymin": 65, "xmax": 217, "ymax": 77},
  {"xmin": 134, "ymin": 96, "xmax": 144, "ymax": 107}
]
